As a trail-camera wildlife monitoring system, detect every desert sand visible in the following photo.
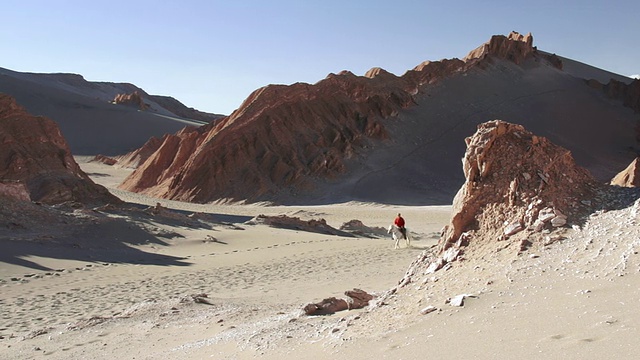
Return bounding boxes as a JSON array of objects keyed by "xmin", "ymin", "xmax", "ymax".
[
  {"xmin": 2, "ymin": 158, "xmax": 639, "ymax": 360},
  {"xmin": 0, "ymin": 158, "xmax": 448, "ymax": 359}
]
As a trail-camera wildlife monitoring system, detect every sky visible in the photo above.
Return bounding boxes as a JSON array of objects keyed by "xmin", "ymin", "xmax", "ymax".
[{"xmin": 2, "ymin": 0, "xmax": 639, "ymax": 115}]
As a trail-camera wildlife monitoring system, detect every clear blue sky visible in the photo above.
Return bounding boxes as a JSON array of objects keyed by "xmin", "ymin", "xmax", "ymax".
[{"xmin": 2, "ymin": 0, "xmax": 638, "ymax": 115}]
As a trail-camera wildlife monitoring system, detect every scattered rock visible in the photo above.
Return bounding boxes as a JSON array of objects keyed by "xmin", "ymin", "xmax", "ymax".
[
  {"xmin": 303, "ymin": 289, "xmax": 374, "ymax": 315},
  {"xmin": 448, "ymin": 294, "xmax": 477, "ymax": 307},
  {"xmin": 420, "ymin": 306, "xmax": 438, "ymax": 315}
]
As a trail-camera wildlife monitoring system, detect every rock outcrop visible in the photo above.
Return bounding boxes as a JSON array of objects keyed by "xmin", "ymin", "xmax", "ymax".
[
  {"xmin": 464, "ymin": 31, "xmax": 534, "ymax": 65},
  {"xmin": 120, "ymin": 32, "xmax": 563, "ymax": 204},
  {"xmin": 113, "ymin": 91, "xmax": 148, "ymax": 110},
  {"xmin": 0, "ymin": 94, "xmax": 119, "ymax": 205},
  {"xmin": 437, "ymin": 120, "xmax": 599, "ymax": 261},
  {"xmin": 611, "ymin": 157, "xmax": 640, "ymax": 187}
]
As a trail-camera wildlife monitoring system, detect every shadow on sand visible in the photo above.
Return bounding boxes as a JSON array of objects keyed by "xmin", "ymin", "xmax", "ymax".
[{"xmin": 0, "ymin": 202, "xmax": 253, "ymax": 272}]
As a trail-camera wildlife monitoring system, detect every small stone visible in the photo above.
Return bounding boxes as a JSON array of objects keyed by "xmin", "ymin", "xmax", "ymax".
[
  {"xmin": 537, "ymin": 208, "xmax": 555, "ymax": 223},
  {"xmin": 551, "ymin": 216, "xmax": 567, "ymax": 227},
  {"xmin": 420, "ymin": 306, "xmax": 438, "ymax": 315},
  {"xmin": 449, "ymin": 294, "xmax": 467, "ymax": 307},
  {"xmin": 504, "ymin": 221, "xmax": 523, "ymax": 236}
]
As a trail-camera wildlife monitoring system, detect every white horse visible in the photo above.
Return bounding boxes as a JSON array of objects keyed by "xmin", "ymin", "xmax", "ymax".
[{"xmin": 387, "ymin": 224, "xmax": 411, "ymax": 249}]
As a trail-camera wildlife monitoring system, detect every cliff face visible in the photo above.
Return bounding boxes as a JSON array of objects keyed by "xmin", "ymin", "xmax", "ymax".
[
  {"xmin": 464, "ymin": 31, "xmax": 534, "ymax": 65},
  {"xmin": 120, "ymin": 31, "xmax": 628, "ymax": 204},
  {"xmin": 0, "ymin": 94, "xmax": 119, "ymax": 205}
]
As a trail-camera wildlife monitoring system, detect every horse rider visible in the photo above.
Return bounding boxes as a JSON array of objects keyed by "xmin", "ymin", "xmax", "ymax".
[{"xmin": 394, "ymin": 213, "xmax": 407, "ymax": 239}]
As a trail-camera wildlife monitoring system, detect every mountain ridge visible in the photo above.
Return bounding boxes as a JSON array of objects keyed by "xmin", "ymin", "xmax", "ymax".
[{"xmin": 117, "ymin": 31, "xmax": 640, "ymax": 205}]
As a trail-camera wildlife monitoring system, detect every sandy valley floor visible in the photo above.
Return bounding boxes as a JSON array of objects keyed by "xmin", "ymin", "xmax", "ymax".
[{"xmin": 2, "ymin": 158, "xmax": 640, "ymax": 359}]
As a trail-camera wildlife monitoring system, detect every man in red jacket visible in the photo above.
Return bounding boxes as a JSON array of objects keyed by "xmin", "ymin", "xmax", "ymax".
[{"xmin": 394, "ymin": 213, "xmax": 407, "ymax": 239}]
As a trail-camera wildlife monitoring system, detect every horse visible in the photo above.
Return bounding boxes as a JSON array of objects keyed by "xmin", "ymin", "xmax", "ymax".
[{"xmin": 387, "ymin": 224, "xmax": 411, "ymax": 249}]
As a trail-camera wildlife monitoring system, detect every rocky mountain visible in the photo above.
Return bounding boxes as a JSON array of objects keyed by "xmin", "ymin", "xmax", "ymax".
[
  {"xmin": 0, "ymin": 94, "xmax": 119, "ymax": 205},
  {"xmin": 118, "ymin": 32, "xmax": 639, "ymax": 205},
  {"xmin": 0, "ymin": 67, "xmax": 223, "ymax": 155}
]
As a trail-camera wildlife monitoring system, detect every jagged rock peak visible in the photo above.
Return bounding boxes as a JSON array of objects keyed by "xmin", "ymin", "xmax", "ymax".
[
  {"xmin": 507, "ymin": 30, "xmax": 533, "ymax": 45},
  {"xmin": 439, "ymin": 120, "xmax": 599, "ymax": 256},
  {"xmin": 463, "ymin": 31, "xmax": 536, "ymax": 65},
  {"xmin": 611, "ymin": 157, "xmax": 640, "ymax": 187}
]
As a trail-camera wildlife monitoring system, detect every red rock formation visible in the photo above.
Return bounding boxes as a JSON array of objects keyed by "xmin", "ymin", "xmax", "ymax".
[
  {"xmin": 438, "ymin": 120, "xmax": 599, "ymax": 257},
  {"xmin": 0, "ymin": 94, "xmax": 119, "ymax": 205},
  {"xmin": 464, "ymin": 31, "xmax": 534, "ymax": 65},
  {"xmin": 119, "ymin": 71, "xmax": 416, "ymax": 202},
  {"xmin": 116, "ymin": 135, "xmax": 164, "ymax": 169},
  {"xmin": 464, "ymin": 31, "xmax": 562, "ymax": 69},
  {"xmin": 113, "ymin": 91, "xmax": 148, "ymax": 110},
  {"xmin": 119, "ymin": 32, "xmax": 565, "ymax": 204},
  {"xmin": 611, "ymin": 157, "xmax": 640, "ymax": 187},
  {"xmin": 303, "ymin": 289, "xmax": 374, "ymax": 315}
]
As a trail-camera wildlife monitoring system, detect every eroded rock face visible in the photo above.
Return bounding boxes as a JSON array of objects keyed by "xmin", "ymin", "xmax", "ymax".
[
  {"xmin": 611, "ymin": 157, "xmax": 640, "ymax": 187},
  {"xmin": 119, "ymin": 71, "xmax": 416, "ymax": 203},
  {"xmin": 439, "ymin": 120, "xmax": 599, "ymax": 254},
  {"xmin": 119, "ymin": 32, "xmax": 561, "ymax": 204},
  {"xmin": 464, "ymin": 31, "xmax": 562, "ymax": 69},
  {"xmin": 464, "ymin": 31, "xmax": 534, "ymax": 65},
  {"xmin": 0, "ymin": 94, "xmax": 119, "ymax": 205}
]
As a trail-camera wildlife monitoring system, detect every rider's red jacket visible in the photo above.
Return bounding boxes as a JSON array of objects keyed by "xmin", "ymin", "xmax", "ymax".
[{"xmin": 394, "ymin": 216, "xmax": 405, "ymax": 228}]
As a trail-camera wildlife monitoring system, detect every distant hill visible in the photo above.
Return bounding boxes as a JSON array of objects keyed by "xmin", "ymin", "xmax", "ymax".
[
  {"xmin": 117, "ymin": 32, "xmax": 640, "ymax": 206},
  {"xmin": 0, "ymin": 67, "xmax": 224, "ymax": 155}
]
